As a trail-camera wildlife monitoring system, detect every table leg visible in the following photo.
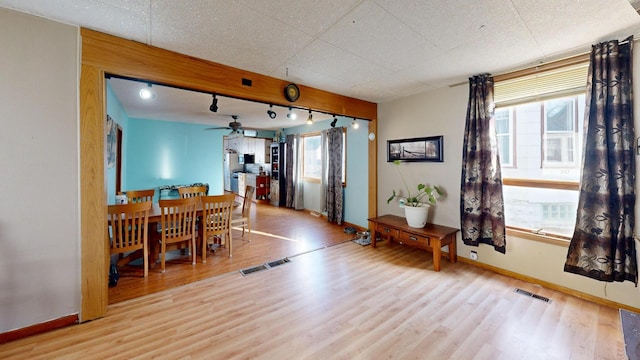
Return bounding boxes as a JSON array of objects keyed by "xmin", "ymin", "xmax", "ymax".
[
  {"xmin": 372, "ymin": 229, "xmax": 378, "ymax": 248},
  {"xmin": 448, "ymin": 234, "xmax": 457, "ymax": 263},
  {"xmin": 433, "ymin": 239, "xmax": 442, "ymax": 272}
]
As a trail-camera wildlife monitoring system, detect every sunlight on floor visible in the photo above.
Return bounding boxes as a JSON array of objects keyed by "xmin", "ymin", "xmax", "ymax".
[{"xmin": 231, "ymin": 227, "xmax": 300, "ymax": 242}]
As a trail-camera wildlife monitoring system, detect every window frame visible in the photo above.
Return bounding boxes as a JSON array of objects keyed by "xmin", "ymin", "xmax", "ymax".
[
  {"xmin": 541, "ymin": 97, "xmax": 580, "ymax": 167},
  {"xmin": 300, "ymin": 129, "xmax": 347, "ymax": 186},
  {"xmin": 495, "ymin": 107, "xmax": 515, "ymax": 168},
  {"xmin": 497, "ymin": 95, "xmax": 584, "ymax": 241}
]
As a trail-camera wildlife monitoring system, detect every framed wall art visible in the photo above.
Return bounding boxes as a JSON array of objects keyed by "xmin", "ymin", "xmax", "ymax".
[{"xmin": 387, "ymin": 136, "xmax": 443, "ymax": 162}]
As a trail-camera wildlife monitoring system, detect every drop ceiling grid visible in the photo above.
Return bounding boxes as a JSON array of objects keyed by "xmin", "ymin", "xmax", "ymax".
[
  {"xmin": 511, "ymin": 0, "xmax": 640, "ymax": 57},
  {"xmin": 318, "ymin": 1, "xmax": 439, "ymax": 73}
]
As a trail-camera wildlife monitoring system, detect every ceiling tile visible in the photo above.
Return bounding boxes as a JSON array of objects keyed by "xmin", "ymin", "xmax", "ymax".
[
  {"xmin": 152, "ymin": 0, "xmax": 313, "ymax": 73},
  {"xmin": 319, "ymin": 0, "xmax": 440, "ymax": 72},
  {"xmin": 0, "ymin": 0, "xmax": 150, "ymax": 42},
  {"xmin": 374, "ymin": 0, "xmax": 526, "ymax": 52},
  {"xmin": 236, "ymin": 0, "xmax": 363, "ymax": 37},
  {"xmin": 512, "ymin": 0, "xmax": 640, "ymax": 56}
]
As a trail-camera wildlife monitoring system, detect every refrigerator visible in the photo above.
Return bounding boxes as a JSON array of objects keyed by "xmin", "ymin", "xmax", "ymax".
[{"xmin": 224, "ymin": 153, "xmax": 242, "ymax": 192}]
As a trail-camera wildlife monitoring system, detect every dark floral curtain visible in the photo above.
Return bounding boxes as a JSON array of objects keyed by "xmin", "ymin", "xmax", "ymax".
[
  {"xmin": 285, "ymin": 134, "xmax": 295, "ymax": 208},
  {"xmin": 460, "ymin": 74, "xmax": 506, "ymax": 253},
  {"xmin": 326, "ymin": 127, "xmax": 343, "ymax": 224},
  {"xmin": 564, "ymin": 37, "xmax": 637, "ymax": 284}
]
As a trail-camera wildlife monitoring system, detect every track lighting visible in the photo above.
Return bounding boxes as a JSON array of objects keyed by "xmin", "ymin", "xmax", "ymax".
[
  {"xmin": 352, "ymin": 118, "xmax": 359, "ymax": 129},
  {"xmin": 330, "ymin": 115, "xmax": 338, "ymax": 128},
  {"xmin": 306, "ymin": 110, "xmax": 313, "ymax": 125},
  {"xmin": 287, "ymin": 107, "xmax": 297, "ymax": 120},
  {"xmin": 267, "ymin": 104, "xmax": 277, "ymax": 119},
  {"xmin": 139, "ymin": 83, "xmax": 153, "ymax": 100},
  {"xmin": 209, "ymin": 94, "xmax": 218, "ymax": 113}
]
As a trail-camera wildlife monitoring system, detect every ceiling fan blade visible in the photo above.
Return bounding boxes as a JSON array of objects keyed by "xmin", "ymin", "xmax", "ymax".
[{"xmin": 204, "ymin": 127, "xmax": 231, "ymax": 131}]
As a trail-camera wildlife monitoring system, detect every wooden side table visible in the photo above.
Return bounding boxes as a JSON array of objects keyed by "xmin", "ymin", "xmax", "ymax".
[{"xmin": 368, "ymin": 214, "xmax": 459, "ymax": 271}]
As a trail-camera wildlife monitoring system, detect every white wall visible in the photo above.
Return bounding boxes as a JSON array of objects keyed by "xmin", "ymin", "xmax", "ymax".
[
  {"xmin": 378, "ymin": 49, "xmax": 640, "ymax": 309},
  {"xmin": 0, "ymin": 8, "xmax": 80, "ymax": 332}
]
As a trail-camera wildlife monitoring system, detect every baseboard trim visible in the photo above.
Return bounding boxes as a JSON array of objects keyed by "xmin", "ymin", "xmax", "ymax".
[
  {"xmin": 0, "ymin": 314, "xmax": 79, "ymax": 344},
  {"xmin": 458, "ymin": 257, "xmax": 640, "ymax": 313}
]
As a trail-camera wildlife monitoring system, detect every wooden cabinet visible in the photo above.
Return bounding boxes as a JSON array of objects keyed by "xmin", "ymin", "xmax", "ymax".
[
  {"xmin": 256, "ymin": 175, "xmax": 269, "ymax": 200},
  {"xmin": 369, "ymin": 215, "xmax": 459, "ymax": 272}
]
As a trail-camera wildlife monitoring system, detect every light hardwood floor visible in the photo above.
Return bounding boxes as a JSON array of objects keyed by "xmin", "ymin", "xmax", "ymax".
[
  {"xmin": 0, "ymin": 205, "xmax": 627, "ymax": 359},
  {"xmin": 110, "ymin": 202, "xmax": 356, "ymax": 303}
]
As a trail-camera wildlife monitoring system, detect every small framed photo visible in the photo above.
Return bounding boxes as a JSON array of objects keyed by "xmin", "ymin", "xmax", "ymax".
[{"xmin": 387, "ymin": 136, "xmax": 443, "ymax": 162}]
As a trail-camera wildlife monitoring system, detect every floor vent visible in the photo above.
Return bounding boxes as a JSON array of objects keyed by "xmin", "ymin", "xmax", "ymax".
[
  {"xmin": 240, "ymin": 258, "xmax": 291, "ymax": 276},
  {"xmin": 240, "ymin": 264, "xmax": 268, "ymax": 276},
  {"xmin": 266, "ymin": 258, "xmax": 290, "ymax": 268},
  {"xmin": 514, "ymin": 288, "xmax": 552, "ymax": 303}
]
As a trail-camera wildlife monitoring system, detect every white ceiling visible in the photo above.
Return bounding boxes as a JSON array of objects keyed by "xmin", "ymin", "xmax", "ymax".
[{"xmin": 2, "ymin": 0, "xmax": 640, "ymax": 130}]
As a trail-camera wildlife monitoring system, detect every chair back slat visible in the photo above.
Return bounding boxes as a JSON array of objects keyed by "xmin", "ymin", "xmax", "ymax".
[
  {"xmin": 157, "ymin": 197, "xmax": 199, "ymax": 272},
  {"xmin": 107, "ymin": 201, "xmax": 152, "ymax": 277},
  {"xmin": 121, "ymin": 189, "xmax": 155, "ymax": 203},
  {"xmin": 201, "ymin": 193, "xmax": 235, "ymax": 261},
  {"xmin": 178, "ymin": 186, "xmax": 207, "ymax": 199},
  {"xmin": 242, "ymin": 186, "xmax": 255, "ymax": 217}
]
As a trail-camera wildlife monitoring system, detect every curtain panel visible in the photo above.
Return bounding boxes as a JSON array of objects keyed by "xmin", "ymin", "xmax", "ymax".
[
  {"xmin": 285, "ymin": 134, "xmax": 295, "ymax": 208},
  {"xmin": 564, "ymin": 37, "xmax": 637, "ymax": 284},
  {"xmin": 326, "ymin": 127, "xmax": 344, "ymax": 224},
  {"xmin": 460, "ymin": 74, "xmax": 506, "ymax": 253}
]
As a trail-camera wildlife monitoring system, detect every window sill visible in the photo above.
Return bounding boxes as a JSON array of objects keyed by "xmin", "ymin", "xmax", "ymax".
[{"xmin": 506, "ymin": 228, "xmax": 570, "ymax": 247}]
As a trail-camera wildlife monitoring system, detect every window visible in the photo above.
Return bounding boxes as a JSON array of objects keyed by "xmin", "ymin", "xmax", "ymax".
[
  {"xmin": 495, "ymin": 60, "xmax": 588, "ymax": 239},
  {"xmin": 495, "ymin": 108, "xmax": 514, "ymax": 167},
  {"xmin": 302, "ymin": 134, "xmax": 322, "ymax": 180},
  {"xmin": 301, "ymin": 130, "xmax": 347, "ymax": 184},
  {"xmin": 543, "ymin": 97, "xmax": 579, "ymax": 166}
]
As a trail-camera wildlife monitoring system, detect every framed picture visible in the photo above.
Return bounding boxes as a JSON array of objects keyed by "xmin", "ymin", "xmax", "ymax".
[{"xmin": 387, "ymin": 136, "xmax": 443, "ymax": 162}]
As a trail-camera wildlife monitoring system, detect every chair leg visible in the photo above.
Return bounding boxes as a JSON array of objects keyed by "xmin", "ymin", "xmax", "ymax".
[
  {"xmin": 143, "ymin": 243, "xmax": 149, "ymax": 278},
  {"xmin": 161, "ymin": 241, "xmax": 166, "ymax": 273},
  {"xmin": 191, "ymin": 237, "xmax": 196, "ymax": 265},
  {"xmin": 227, "ymin": 229, "xmax": 233, "ymax": 258},
  {"xmin": 202, "ymin": 235, "xmax": 207, "ymax": 264}
]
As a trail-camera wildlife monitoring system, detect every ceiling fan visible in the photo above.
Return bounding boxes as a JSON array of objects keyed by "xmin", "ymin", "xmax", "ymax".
[{"xmin": 205, "ymin": 115, "xmax": 248, "ymax": 137}]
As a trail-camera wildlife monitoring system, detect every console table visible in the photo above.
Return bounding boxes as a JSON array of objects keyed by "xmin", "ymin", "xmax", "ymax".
[{"xmin": 369, "ymin": 214, "xmax": 459, "ymax": 271}]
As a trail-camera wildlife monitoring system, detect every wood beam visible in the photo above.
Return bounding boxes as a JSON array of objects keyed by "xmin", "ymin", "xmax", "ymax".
[{"xmin": 79, "ymin": 28, "xmax": 378, "ymax": 321}]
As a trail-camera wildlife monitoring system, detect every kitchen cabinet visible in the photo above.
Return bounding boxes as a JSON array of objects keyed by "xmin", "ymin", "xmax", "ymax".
[
  {"xmin": 226, "ymin": 138, "xmax": 272, "ymax": 164},
  {"xmin": 237, "ymin": 173, "xmax": 246, "ymax": 197},
  {"xmin": 246, "ymin": 173, "xmax": 256, "ymax": 200}
]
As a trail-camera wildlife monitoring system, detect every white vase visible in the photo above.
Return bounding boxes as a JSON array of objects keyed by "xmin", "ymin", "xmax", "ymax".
[{"xmin": 403, "ymin": 204, "xmax": 430, "ymax": 228}]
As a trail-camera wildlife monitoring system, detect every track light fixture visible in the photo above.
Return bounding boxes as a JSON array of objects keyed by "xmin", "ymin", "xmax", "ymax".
[
  {"xmin": 267, "ymin": 104, "xmax": 277, "ymax": 119},
  {"xmin": 352, "ymin": 118, "xmax": 359, "ymax": 129},
  {"xmin": 209, "ymin": 94, "xmax": 219, "ymax": 113},
  {"xmin": 287, "ymin": 107, "xmax": 297, "ymax": 120},
  {"xmin": 306, "ymin": 110, "xmax": 313, "ymax": 125},
  {"xmin": 330, "ymin": 115, "xmax": 338, "ymax": 128},
  {"xmin": 139, "ymin": 83, "xmax": 153, "ymax": 100}
]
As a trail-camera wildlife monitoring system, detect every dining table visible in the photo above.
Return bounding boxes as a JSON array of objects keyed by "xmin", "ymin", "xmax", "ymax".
[{"xmin": 116, "ymin": 199, "xmax": 240, "ymax": 269}]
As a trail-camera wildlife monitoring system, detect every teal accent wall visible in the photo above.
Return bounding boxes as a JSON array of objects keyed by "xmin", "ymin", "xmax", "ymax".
[
  {"xmin": 283, "ymin": 117, "xmax": 369, "ymax": 228},
  {"xmin": 106, "ymin": 82, "xmax": 129, "ymax": 205},
  {"xmin": 124, "ymin": 118, "xmax": 227, "ymax": 199}
]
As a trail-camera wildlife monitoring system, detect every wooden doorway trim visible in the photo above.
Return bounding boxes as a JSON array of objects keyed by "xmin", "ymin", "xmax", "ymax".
[{"xmin": 79, "ymin": 28, "xmax": 378, "ymax": 320}]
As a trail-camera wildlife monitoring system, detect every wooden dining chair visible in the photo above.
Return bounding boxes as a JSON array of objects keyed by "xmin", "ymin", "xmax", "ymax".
[
  {"xmin": 178, "ymin": 185, "xmax": 207, "ymax": 198},
  {"xmin": 107, "ymin": 201, "xmax": 152, "ymax": 277},
  {"xmin": 158, "ymin": 197, "xmax": 199, "ymax": 273},
  {"xmin": 231, "ymin": 185, "xmax": 255, "ymax": 242},
  {"xmin": 201, "ymin": 193, "xmax": 235, "ymax": 262},
  {"xmin": 121, "ymin": 189, "xmax": 155, "ymax": 203}
]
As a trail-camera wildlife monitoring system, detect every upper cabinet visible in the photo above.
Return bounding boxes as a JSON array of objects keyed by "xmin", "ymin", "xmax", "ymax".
[{"xmin": 225, "ymin": 137, "xmax": 272, "ymax": 164}]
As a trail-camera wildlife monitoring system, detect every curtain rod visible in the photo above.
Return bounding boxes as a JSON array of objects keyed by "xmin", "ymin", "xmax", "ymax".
[{"xmin": 451, "ymin": 36, "xmax": 637, "ymax": 87}]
